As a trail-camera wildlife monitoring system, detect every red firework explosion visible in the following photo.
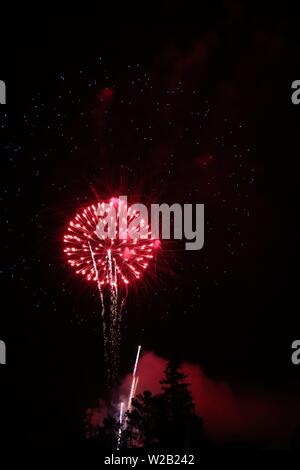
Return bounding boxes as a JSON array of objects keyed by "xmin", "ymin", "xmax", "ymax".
[{"xmin": 63, "ymin": 197, "xmax": 159, "ymax": 286}]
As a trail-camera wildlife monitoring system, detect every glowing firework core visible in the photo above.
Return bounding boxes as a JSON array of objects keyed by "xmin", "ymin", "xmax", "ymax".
[{"xmin": 63, "ymin": 198, "xmax": 157, "ymax": 286}]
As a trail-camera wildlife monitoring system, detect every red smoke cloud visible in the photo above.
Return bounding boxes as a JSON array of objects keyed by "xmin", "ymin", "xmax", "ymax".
[
  {"xmin": 170, "ymin": 33, "xmax": 219, "ymax": 85},
  {"xmin": 85, "ymin": 398, "xmax": 108, "ymax": 438},
  {"xmin": 122, "ymin": 351, "xmax": 300, "ymax": 443},
  {"xmin": 97, "ymin": 87, "xmax": 114, "ymax": 107},
  {"xmin": 86, "ymin": 352, "xmax": 300, "ymax": 444},
  {"xmin": 195, "ymin": 154, "xmax": 215, "ymax": 168}
]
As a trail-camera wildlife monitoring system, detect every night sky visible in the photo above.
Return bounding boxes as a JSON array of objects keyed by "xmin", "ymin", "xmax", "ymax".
[{"xmin": 0, "ymin": 2, "xmax": 299, "ymax": 448}]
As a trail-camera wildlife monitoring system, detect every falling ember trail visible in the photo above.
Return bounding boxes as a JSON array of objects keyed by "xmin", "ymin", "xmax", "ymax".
[
  {"xmin": 107, "ymin": 248, "xmax": 122, "ymax": 384},
  {"xmin": 87, "ymin": 241, "xmax": 105, "ymax": 318},
  {"xmin": 88, "ymin": 241, "xmax": 109, "ymax": 377}
]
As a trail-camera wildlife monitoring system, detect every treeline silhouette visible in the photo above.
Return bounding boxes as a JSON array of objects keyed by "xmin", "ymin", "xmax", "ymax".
[{"xmin": 86, "ymin": 360, "xmax": 207, "ymax": 451}]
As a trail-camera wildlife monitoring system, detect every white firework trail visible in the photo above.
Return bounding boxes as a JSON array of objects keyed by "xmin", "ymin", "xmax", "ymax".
[
  {"xmin": 117, "ymin": 401, "xmax": 124, "ymax": 450},
  {"xmin": 127, "ymin": 377, "xmax": 136, "ymax": 413},
  {"xmin": 119, "ymin": 346, "xmax": 142, "ymax": 442},
  {"xmin": 133, "ymin": 376, "xmax": 139, "ymax": 398},
  {"xmin": 119, "ymin": 401, "xmax": 124, "ymax": 423},
  {"xmin": 88, "ymin": 241, "xmax": 109, "ymax": 371},
  {"xmin": 133, "ymin": 345, "xmax": 141, "ymax": 377},
  {"xmin": 127, "ymin": 345, "xmax": 141, "ymax": 412}
]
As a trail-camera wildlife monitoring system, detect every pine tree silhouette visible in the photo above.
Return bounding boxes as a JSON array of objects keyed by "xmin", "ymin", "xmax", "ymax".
[
  {"xmin": 124, "ymin": 359, "xmax": 204, "ymax": 451},
  {"xmin": 123, "ymin": 390, "xmax": 161, "ymax": 449},
  {"xmin": 158, "ymin": 359, "xmax": 203, "ymax": 450},
  {"xmin": 88, "ymin": 360, "xmax": 205, "ymax": 451},
  {"xmin": 160, "ymin": 360, "xmax": 195, "ymax": 417}
]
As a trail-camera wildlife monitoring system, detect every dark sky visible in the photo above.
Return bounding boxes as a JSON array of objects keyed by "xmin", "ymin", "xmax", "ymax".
[{"xmin": 0, "ymin": 2, "xmax": 299, "ymax": 448}]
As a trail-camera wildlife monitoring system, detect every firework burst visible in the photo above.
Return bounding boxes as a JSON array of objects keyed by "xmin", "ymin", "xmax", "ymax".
[
  {"xmin": 63, "ymin": 198, "xmax": 156, "ymax": 286},
  {"xmin": 63, "ymin": 197, "xmax": 158, "ymax": 386}
]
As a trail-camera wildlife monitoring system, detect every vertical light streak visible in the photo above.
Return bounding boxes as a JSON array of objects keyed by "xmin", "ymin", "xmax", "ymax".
[
  {"xmin": 127, "ymin": 345, "xmax": 142, "ymax": 411},
  {"xmin": 117, "ymin": 401, "xmax": 124, "ymax": 451},
  {"xmin": 88, "ymin": 241, "xmax": 109, "ymax": 371}
]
